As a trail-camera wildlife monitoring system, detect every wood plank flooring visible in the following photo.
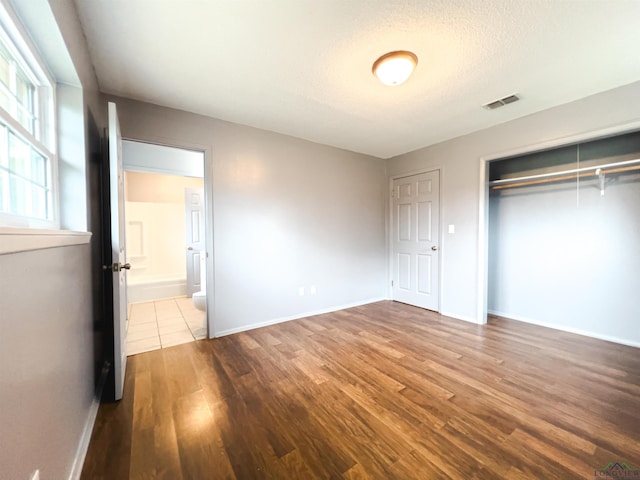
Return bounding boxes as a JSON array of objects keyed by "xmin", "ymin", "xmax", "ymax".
[{"xmin": 81, "ymin": 301, "xmax": 640, "ymax": 479}]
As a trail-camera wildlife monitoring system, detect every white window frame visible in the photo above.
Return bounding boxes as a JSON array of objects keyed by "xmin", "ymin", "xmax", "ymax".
[{"xmin": 0, "ymin": 0, "xmax": 57, "ymax": 229}]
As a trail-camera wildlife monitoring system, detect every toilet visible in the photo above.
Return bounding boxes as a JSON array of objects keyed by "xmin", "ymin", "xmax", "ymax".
[
  {"xmin": 192, "ymin": 290, "xmax": 206, "ymax": 311},
  {"xmin": 191, "ymin": 252, "xmax": 207, "ymax": 311}
]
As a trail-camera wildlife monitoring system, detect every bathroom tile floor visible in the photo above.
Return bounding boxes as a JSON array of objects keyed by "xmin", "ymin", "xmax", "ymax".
[{"xmin": 126, "ymin": 296, "xmax": 207, "ymax": 356}]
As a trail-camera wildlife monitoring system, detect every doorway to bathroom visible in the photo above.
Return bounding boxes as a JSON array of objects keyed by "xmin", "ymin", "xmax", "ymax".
[{"xmin": 121, "ymin": 140, "xmax": 208, "ymax": 356}]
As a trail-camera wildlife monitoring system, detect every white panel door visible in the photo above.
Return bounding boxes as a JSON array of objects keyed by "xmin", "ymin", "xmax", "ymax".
[
  {"xmin": 108, "ymin": 102, "xmax": 128, "ymax": 401},
  {"xmin": 185, "ymin": 187, "xmax": 205, "ymax": 295},
  {"xmin": 392, "ymin": 170, "xmax": 440, "ymax": 311}
]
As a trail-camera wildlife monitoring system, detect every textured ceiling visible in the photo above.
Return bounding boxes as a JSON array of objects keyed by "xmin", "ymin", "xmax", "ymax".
[{"xmin": 73, "ymin": 0, "xmax": 640, "ymax": 159}]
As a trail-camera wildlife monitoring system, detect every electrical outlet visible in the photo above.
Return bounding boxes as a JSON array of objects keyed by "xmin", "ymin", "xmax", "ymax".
[
  {"xmin": 310, "ymin": 285, "xmax": 317, "ymax": 295},
  {"xmin": 30, "ymin": 470, "xmax": 40, "ymax": 480},
  {"xmin": 298, "ymin": 286, "xmax": 305, "ymax": 297},
  {"xmin": 448, "ymin": 224, "xmax": 455, "ymax": 234}
]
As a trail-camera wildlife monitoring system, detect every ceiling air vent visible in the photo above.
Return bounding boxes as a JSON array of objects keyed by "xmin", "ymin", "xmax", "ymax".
[{"xmin": 482, "ymin": 94, "xmax": 520, "ymax": 110}]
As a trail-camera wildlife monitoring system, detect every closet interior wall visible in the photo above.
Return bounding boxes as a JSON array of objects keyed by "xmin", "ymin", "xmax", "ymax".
[{"xmin": 488, "ymin": 131, "xmax": 640, "ymax": 346}]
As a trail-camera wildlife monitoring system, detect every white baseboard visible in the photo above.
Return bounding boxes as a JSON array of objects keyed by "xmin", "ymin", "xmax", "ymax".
[
  {"xmin": 214, "ymin": 297, "xmax": 387, "ymax": 337},
  {"xmin": 441, "ymin": 311, "xmax": 481, "ymax": 324},
  {"xmin": 127, "ymin": 278, "xmax": 187, "ymax": 303},
  {"xmin": 488, "ymin": 310, "xmax": 640, "ymax": 349},
  {"xmin": 68, "ymin": 362, "xmax": 109, "ymax": 480}
]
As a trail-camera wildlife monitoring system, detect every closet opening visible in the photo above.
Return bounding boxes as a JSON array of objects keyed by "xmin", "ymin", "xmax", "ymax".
[{"xmin": 485, "ymin": 130, "xmax": 640, "ymax": 346}]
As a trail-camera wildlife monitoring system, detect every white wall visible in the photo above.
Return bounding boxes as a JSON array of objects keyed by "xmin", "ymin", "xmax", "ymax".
[
  {"xmin": 124, "ymin": 171, "xmax": 204, "ymax": 302},
  {"xmin": 109, "ymin": 96, "xmax": 388, "ymax": 336},
  {"xmin": 123, "ymin": 140, "xmax": 204, "ymax": 177},
  {"xmin": 57, "ymin": 84, "xmax": 88, "ymax": 231},
  {"xmin": 125, "ymin": 202, "xmax": 187, "ymax": 301},
  {"xmin": 388, "ymin": 80, "xmax": 640, "ymax": 343}
]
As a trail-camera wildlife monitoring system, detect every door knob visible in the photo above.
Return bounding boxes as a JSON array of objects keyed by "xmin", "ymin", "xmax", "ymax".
[
  {"xmin": 187, "ymin": 247, "xmax": 194, "ymax": 251},
  {"xmin": 431, "ymin": 246, "xmax": 438, "ymax": 251},
  {"xmin": 102, "ymin": 262, "xmax": 131, "ymax": 272}
]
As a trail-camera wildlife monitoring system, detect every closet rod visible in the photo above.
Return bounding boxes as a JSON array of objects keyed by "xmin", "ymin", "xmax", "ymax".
[
  {"xmin": 489, "ymin": 158, "xmax": 640, "ymax": 190},
  {"xmin": 491, "ymin": 164, "xmax": 640, "ymax": 190}
]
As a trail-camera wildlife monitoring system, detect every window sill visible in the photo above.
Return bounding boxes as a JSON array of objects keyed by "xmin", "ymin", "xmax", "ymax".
[{"xmin": 0, "ymin": 227, "xmax": 92, "ymax": 255}]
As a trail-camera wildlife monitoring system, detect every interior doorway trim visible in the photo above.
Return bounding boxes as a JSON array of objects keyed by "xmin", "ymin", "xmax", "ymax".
[
  {"xmin": 476, "ymin": 119, "xmax": 640, "ymax": 325},
  {"xmin": 121, "ymin": 137, "xmax": 215, "ymax": 338},
  {"xmin": 388, "ymin": 166, "xmax": 444, "ymax": 313}
]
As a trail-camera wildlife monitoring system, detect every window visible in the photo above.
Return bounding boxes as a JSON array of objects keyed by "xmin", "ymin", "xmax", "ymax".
[{"xmin": 0, "ymin": 2, "xmax": 55, "ymax": 228}]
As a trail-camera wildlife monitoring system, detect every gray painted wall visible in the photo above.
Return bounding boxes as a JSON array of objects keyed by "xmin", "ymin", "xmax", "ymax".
[
  {"xmin": 0, "ymin": 1, "xmax": 105, "ymax": 479},
  {"xmin": 388, "ymin": 80, "xmax": 640, "ymax": 342},
  {"xmin": 108, "ymin": 97, "xmax": 388, "ymax": 335},
  {"xmin": 0, "ymin": 245, "xmax": 94, "ymax": 480}
]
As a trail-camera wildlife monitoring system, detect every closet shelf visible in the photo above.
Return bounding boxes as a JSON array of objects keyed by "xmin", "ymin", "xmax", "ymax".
[{"xmin": 490, "ymin": 158, "xmax": 640, "ymax": 190}]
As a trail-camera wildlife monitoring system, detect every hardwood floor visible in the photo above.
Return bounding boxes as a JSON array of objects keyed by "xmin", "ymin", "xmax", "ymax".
[{"xmin": 81, "ymin": 301, "xmax": 640, "ymax": 479}]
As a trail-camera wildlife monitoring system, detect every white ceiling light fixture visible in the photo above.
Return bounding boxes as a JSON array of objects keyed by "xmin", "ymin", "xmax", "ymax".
[{"xmin": 372, "ymin": 50, "xmax": 418, "ymax": 86}]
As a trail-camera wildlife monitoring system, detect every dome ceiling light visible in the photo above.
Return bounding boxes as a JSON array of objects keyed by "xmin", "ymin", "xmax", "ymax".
[{"xmin": 372, "ymin": 50, "xmax": 418, "ymax": 86}]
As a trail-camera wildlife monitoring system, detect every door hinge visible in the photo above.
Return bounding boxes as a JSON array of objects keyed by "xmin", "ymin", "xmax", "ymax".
[{"xmin": 391, "ymin": 280, "xmax": 394, "ymax": 287}]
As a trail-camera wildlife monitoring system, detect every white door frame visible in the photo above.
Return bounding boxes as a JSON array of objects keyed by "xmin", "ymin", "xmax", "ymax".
[
  {"xmin": 388, "ymin": 166, "xmax": 444, "ymax": 312},
  {"xmin": 121, "ymin": 138, "xmax": 214, "ymax": 338},
  {"xmin": 476, "ymin": 119, "xmax": 640, "ymax": 325}
]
